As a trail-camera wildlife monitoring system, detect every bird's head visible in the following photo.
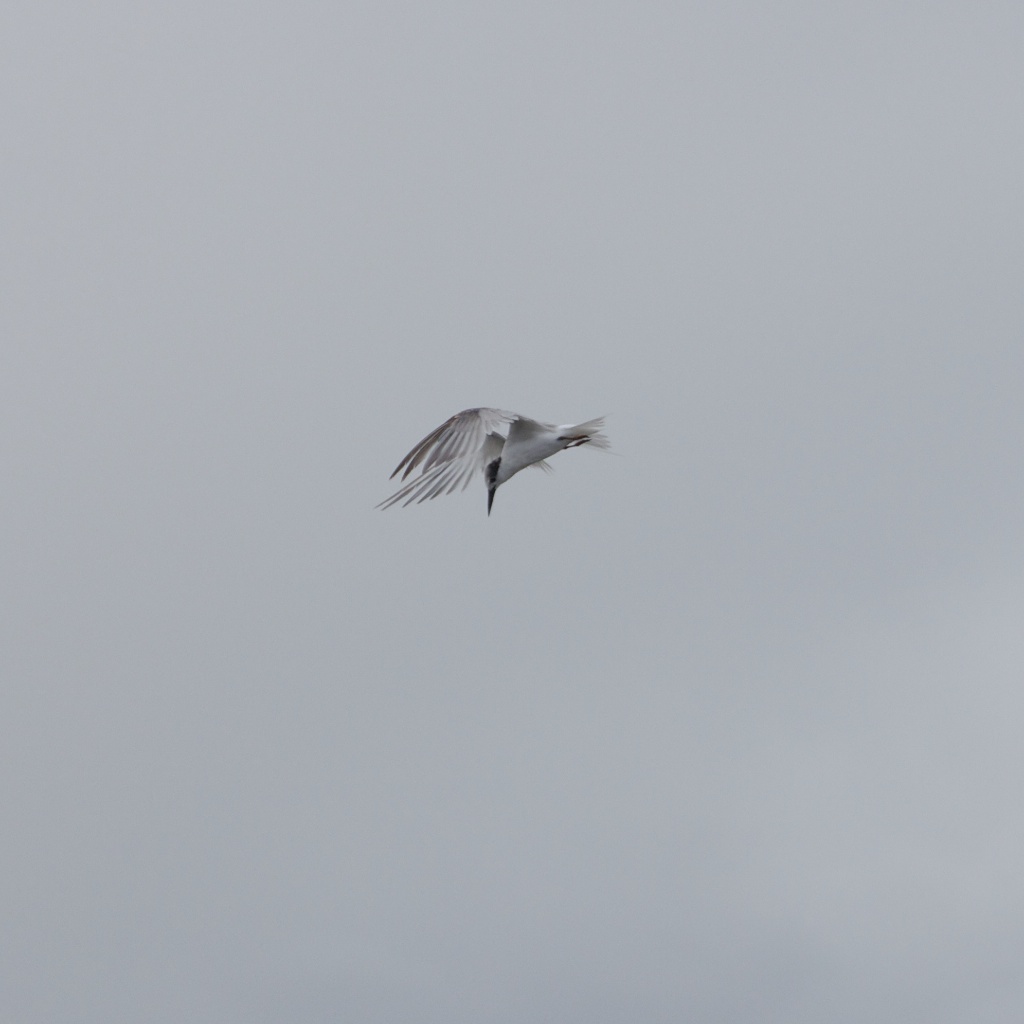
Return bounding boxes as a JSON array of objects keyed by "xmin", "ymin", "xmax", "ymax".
[{"xmin": 485, "ymin": 458, "xmax": 501, "ymax": 516}]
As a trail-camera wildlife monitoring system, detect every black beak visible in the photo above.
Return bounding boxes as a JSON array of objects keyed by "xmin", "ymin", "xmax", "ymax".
[{"xmin": 487, "ymin": 486, "xmax": 496, "ymax": 516}]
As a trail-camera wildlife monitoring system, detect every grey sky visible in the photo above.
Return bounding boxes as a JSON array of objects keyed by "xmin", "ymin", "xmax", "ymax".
[{"xmin": 4, "ymin": 2, "xmax": 1024, "ymax": 1021}]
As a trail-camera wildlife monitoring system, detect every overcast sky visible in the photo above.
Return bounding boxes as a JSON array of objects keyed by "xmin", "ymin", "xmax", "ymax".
[{"xmin": 4, "ymin": 2, "xmax": 1024, "ymax": 1021}]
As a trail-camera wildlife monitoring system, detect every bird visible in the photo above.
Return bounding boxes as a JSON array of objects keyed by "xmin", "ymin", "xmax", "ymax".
[{"xmin": 378, "ymin": 408, "xmax": 609, "ymax": 515}]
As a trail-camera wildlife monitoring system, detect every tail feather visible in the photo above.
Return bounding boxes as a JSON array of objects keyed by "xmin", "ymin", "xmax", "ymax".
[{"xmin": 562, "ymin": 416, "xmax": 610, "ymax": 451}]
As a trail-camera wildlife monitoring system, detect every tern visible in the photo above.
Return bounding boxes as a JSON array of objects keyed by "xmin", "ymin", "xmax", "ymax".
[{"xmin": 378, "ymin": 408, "xmax": 609, "ymax": 515}]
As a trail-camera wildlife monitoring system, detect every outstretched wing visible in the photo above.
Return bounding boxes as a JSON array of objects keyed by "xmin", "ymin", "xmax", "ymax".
[{"xmin": 378, "ymin": 408, "xmax": 515, "ymax": 509}]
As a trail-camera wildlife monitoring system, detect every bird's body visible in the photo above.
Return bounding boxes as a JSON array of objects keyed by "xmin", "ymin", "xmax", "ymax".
[{"xmin": 378, "ymin": 408, "xmax": 609, "ymax": 514}]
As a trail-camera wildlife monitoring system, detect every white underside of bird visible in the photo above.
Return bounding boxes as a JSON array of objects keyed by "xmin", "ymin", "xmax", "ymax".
[{"xmin": 378, "ymin": 408, "xmax": 610, "ymax": 515}]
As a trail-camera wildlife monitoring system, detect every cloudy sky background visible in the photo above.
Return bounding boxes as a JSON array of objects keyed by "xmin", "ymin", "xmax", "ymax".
[{"xmin": 4, "ymin": 2, "xmax": 1024, "ymax": 1020}]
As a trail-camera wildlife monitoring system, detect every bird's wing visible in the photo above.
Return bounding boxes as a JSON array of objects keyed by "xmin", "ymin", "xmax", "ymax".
[
  {"xmin": 480, "ymin": 430, "xmax": 505, "ymax": 466},
  {"xmin": 377, "ymin": 409, "xmax": 516, "ymax": 509},
  {"xmin": 389, "ymin": 408, "xmax": 516, "ymax": 480},
  {"xmin": 503, "ymin": 415, "xmax": 553, "ymax": 447}
]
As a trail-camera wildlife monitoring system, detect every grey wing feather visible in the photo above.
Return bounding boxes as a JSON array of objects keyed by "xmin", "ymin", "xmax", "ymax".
[
  {"xmin": 503, "ymin": 415, "xmax": 553, "ymax": 447},
  {"xmin": 378, "ymin": 409, "xmax": 516, "ymax": 509},
  {"xmin": 389, "ymin": 408, "xmax": 515, "ymax": 480}
]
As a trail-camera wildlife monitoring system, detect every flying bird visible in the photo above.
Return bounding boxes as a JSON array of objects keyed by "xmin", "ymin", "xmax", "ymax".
[{"xmin": 378, "ymin": 408, "xmax": 609, "ymax": 515}]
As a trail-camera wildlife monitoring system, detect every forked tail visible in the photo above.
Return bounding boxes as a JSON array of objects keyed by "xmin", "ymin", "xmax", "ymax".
[{"xmin": 560, "ymin": 416, "xmax": 611, "ymax": 450}]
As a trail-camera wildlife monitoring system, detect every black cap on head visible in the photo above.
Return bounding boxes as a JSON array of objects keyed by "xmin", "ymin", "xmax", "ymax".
[{"xmin": 485, "ymin": 458, "xmax": 501, "ymax": 516}]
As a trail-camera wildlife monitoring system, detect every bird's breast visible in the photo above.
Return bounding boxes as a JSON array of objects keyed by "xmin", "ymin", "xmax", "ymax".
[{"xmin": 496, "ymin": 433, "xmax": 563, "ymax": 484}]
